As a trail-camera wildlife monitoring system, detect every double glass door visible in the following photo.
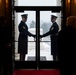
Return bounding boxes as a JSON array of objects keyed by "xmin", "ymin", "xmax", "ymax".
[
  {"xmin": 14, "ymin": 10, "xmax": 61, "ymax": 60},
  {"xmin": 13, "ymin": 0, "xmax": 62, "ymax": 69}
]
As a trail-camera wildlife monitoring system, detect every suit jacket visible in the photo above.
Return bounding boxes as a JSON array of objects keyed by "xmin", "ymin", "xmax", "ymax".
[{"xmin": 57, "ymin": 26, "xmax": 76, "ymax": 75}]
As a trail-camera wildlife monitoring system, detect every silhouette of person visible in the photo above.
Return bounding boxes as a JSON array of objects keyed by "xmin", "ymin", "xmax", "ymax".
[
  {"xmin": 18, "ymin": 14, "xmax": 36, "ymax": 61},
  {"xmin": 40, "ymin": 15, "xmax": 59, "ymax": 61},
  {"xmin": 57, "ymin": 16, "xmax": 76, "ymax": 75}
]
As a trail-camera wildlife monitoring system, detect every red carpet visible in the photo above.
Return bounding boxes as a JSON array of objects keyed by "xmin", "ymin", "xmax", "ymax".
[{"xmin": 13, "ymin": 69, "xmax": 60, "ymax": 75}]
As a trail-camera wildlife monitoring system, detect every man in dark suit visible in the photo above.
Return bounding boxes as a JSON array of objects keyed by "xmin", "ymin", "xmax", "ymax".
[
  {"xmin": 40, "ymin": 15, "xmax": 59, "ymax": 61},
  {"xmin": 18, "ymin": 14, "xmax": 35, "ymax": 61},
  {"xmin": 57, "ymin": 16, "xmax": 76, "ymax": 75}
]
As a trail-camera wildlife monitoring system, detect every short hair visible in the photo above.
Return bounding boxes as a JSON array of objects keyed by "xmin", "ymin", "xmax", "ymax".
[{"xmin": 66, "ymin": 16, "xmax": 76, "ymax": 28}]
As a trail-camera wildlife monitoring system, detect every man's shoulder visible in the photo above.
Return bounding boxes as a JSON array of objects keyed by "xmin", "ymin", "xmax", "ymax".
[
  {"xmin": 19, "ymin": 21, "xmax": 22, "ymax": 25},
  {"xmin": 53, "ymin": 22, "xmax": 58, "ymax": 26},
  {"xmin": 19, "ymin": 21, "xmax": 25, "ymax": 26}
]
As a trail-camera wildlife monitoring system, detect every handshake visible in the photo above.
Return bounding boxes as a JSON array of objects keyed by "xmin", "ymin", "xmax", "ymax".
[
  {"xmin": 40, "ymin": 35, "xmax": 43, "ymax": 38},
  {"xmin": 32, "ymin": 35, "xmax": 44, "ymax": 41},
  {"xmin": 33, "ymin": 35, "xmax": 43, "ymax": 38}
]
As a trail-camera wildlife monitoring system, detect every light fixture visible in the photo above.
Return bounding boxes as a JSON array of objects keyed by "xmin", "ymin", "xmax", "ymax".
[
  {"xmin": 68, "ymin": 0, "xmax": 70, "ymax": 4},
  {"xmin": 6, "ymin": 0, "xmax": 8, "ymax": 3},
  {"xmin": 0, "ymin": 0, "xmax": 2, "ymax": 3},
  {"xmin": 6, "ymin": 0, "xmax": 8, "ymax": 8},
  {"xmin": 75, "ymin": 0, "xmax": 76, "ymax": 3}
]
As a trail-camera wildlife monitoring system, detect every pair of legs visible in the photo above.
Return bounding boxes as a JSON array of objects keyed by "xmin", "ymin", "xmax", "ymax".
[
  {"xmin": 20, "ymin": 54, "xmax": 26, "ymax": 61},
  {"xmin": 53, "ymin": 55, "xmax": 56, "ymax": 61},
  {"xmin": 53, "ymin": 55, "xmax": 58, "ymax": 61}
]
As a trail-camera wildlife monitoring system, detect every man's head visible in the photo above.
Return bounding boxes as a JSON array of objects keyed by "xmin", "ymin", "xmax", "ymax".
[
  {"xmin": 66, "ymin": 16, "xmax": 76, "ymax": 29},
  {"xmin": 51, "ymin": 15, "xmax": 57, "ymax": 23},
  {"xmin": 21, "ymin": 14, "xmax": 28, "ymax": 22}
]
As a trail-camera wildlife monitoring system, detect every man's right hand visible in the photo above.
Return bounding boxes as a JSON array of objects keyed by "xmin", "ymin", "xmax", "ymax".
[{"xmin": 40, "ymin": 35, "xmax": 43, "ymax": 38}]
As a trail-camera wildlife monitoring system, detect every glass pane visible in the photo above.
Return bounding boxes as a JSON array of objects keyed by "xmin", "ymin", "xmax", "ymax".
[
  {"xmin": 15, "ymin": 0, "xmax": 61, "ymax": 6},
  {"xmin": 40, "ymin": 11, "xmax": 61, "ymax": 61},
  {"xmin": 15, "ymin": 11, "xmax": 36, "ymax": 61}
]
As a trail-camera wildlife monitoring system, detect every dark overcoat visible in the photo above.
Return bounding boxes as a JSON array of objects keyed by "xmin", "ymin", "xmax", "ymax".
[
  {"xmin": 42, "ymin": 22, "xmax": 59, "ymax": 55},
  {"xmin": 57, "ymin": 26, "xmax": 76, "ymax": 62},
  {"xmin": 18, "ymin": 21, "xmax": 34, "ymax": 54},
  {"xmin": 57, "ymin": 26, "xmax": 76, "ymax": 75}
]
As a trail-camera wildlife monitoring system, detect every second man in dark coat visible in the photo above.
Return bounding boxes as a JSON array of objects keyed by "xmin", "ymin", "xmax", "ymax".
[{"xmin": 40, "ymin": 15, "xmax": 59, "ymax": 61}]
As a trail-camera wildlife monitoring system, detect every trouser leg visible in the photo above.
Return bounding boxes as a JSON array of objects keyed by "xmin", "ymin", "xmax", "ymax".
[
  {"xmin": 53, "ymin": 55, "xmax": 56, "ymax": 61},
  {"xmin": 20, "ymin": 54, "xmax": 25, "ymax": 61}
]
